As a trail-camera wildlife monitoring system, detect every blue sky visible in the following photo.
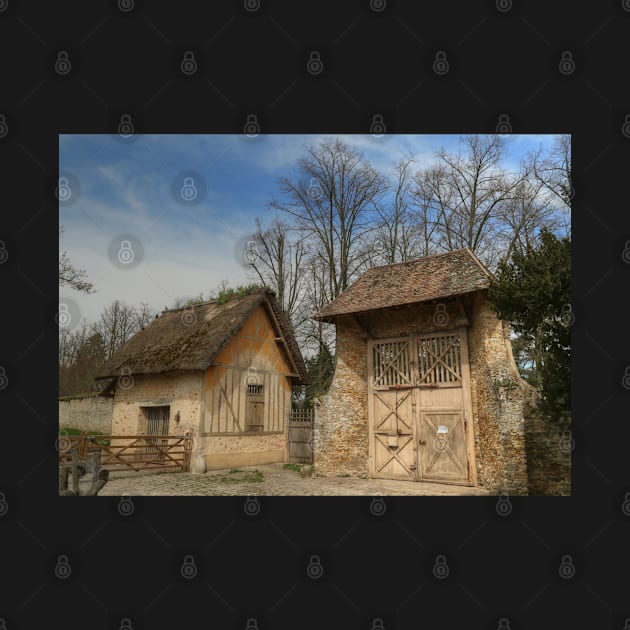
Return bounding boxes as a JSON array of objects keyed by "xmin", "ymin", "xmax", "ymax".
[{"xmin": 59, "ymin": 133, "xmax": 559, "ymax": 325}]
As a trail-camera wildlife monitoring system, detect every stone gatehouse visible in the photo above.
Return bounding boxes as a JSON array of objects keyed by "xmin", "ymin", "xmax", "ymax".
[{"xmin": 313, "ymin": 248, "xmax": 532, "ymax": 495}]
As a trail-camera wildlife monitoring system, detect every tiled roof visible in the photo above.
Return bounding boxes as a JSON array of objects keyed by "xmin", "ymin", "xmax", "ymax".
[{"xmin": 314, "ymin": 248, "xmax": 491, "ymax": 321}]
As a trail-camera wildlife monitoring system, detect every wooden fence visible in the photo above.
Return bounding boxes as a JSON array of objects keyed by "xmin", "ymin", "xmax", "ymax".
[
  {"xmin": 59, "ymin": 432, "xmax": 193, "ymax": 474},
  {"xmin": 288, "ymin": 408, "xmax": 315, "ymax": 464}
]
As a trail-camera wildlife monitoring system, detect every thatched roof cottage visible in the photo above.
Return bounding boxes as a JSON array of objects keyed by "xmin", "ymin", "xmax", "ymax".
[{"xmin": 96, "ymin": 288, "xmax": 307, "ymax": 471}]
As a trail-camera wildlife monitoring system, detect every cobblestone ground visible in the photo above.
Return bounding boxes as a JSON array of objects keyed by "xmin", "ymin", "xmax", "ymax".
[{"xmin": 98, "ymin": 463, "xmax": 490, "ymax": 496}]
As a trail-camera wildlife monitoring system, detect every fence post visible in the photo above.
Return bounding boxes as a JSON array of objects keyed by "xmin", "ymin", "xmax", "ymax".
[
  {"xmin": 183, "ymin": 431, "xmax": 192, "ymax": 472},
  {"xmin": 78, "ymin": 431, "xmax": 89, "ymax": 458}
]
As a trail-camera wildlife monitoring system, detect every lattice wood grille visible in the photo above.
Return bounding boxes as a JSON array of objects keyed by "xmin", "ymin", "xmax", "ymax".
[
  {"xmin": 417, "ymin": 334, "xmax": 462, "ymax": 385},
  {"xmin": 372, "ymin": 340, "xmax": 413, "ymax": 387},
  {"xmin": 145, "ymin": 406, "xmax": 170, "ymax": 458}
]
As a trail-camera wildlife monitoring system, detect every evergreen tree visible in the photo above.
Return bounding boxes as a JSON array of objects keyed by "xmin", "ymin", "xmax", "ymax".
[{"xmin": 489, "ymin": 229, "xmax": 571, "ymax": 424}]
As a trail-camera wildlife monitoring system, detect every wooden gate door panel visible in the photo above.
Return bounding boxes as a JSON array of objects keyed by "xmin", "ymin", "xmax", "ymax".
[
  {"xmin": 418, "ymin": 410, "xmax": 468, "ymax": 483},
  {"xmin": 368, "ymin": 329, "xmax": 476, "ymax": 485},
  {"xmin": 368, "ymin": 337, "xmax": 417, "ymax": 480},
  {"xmin": 372, "ymin": 389, "xmax": 417, "ymax": 479},
  {"xmin": 415, "ymin": 329, "xmax": 474, "ymax": 485}
]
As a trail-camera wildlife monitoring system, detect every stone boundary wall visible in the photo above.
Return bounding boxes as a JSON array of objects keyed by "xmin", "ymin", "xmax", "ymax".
[
  {"xmin": 59, "ymin": 394, "xmax": 113, "ymax": 434},
  {"xmin": 524, "ymin": 413, "xmax": 571, "ymax": 495}
]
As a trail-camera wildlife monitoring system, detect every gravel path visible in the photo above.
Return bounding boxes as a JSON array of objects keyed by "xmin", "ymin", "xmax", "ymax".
[{"xmin": 98, "ymin": 463, "xmax": 489, "ymax": 496}]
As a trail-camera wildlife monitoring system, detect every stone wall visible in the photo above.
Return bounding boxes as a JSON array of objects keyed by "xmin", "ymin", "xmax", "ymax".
[
  {"xmin": 467, "ymin": 292, "xmax": 529, "ymax": 495},
  {"xmin": 59, "ymin": 394, "xmax": 113, "ymax": 434},
  {"xmin": 200, "ymin": 433, "xmax": 287, "ymax": 471},
  {"xmin": 110, "ymin": 371, "xmax": 203, "ymax": 438},
  {"xmin": 524, "ymin": 390, "xmax": 571, "ymax": 495},
  {"xmin": 314, "ymin": 292, "xmax": 530, "ymax": 494},
  {"xmin": 110, "ymin": 369, "xmax": 288, "ymax": 471}
]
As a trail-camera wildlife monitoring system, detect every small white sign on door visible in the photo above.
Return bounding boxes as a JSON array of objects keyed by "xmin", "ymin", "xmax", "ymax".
[{"xmin": 437, "ymin": 425, "xmax": 449, "ymax": 434}]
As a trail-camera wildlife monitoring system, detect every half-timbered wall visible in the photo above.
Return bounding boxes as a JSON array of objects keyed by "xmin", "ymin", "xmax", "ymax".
[{"xmin": 201, "ymin": 304, "xmax": 293, "ymax": 436}]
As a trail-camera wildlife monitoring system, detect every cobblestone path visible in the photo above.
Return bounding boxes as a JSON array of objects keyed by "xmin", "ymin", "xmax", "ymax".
[{"xmin": 98, "ymin": 463, "xmax": 490, "ymax": 496}]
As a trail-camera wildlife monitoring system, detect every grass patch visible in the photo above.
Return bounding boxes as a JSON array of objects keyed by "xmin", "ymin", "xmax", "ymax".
[
  {"xmin": 59, "ymin": 428, "xmax": 110, "ymax": 446},
  {"xmin": 60, "ymin": 428, "xmax": 107, "ymax": 436},
  {"xmin": 283, "ymin": 463, "xmax": 303, "ymax": 473},
  {"xmin": 217, "ymin": 284, "xmax": 263, "ymax": 304},
  {"xmin": 212, "ymin": 469, "xmax": 264, "ymax": 484}
]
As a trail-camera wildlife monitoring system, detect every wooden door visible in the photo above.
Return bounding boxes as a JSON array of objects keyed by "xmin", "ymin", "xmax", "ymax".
[
  {"xmin": 367, "ymin": 329, "xmax": 475, "ymax": 485},
  {"xmin": 415, "ymin": 330, "xmax": 474, "ymax": 485},
  {"xmin": 368, "ymin": 337, "xmax": 418, "ymax": 480},
  {"xmin": 246, "ymin": 383, "xmax": 265, "ymax": 432},
  {"xmin": 146, "ymin": 406, "xmax": 170, "ymax": 459}
]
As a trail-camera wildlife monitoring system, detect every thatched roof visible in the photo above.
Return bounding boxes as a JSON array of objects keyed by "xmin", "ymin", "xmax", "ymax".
[
  {"xmin": 96, "ymin": 288, "xmax": 308, "ymax": 384},
  {"xmin": 314, "ymin": 248, "xmax": 492, "ymax": 322}
]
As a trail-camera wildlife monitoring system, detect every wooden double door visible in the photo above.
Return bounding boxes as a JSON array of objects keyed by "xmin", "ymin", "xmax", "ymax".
[{"xmin": 367, "ymin": 328, "xmax": 476, "ymax": 485}]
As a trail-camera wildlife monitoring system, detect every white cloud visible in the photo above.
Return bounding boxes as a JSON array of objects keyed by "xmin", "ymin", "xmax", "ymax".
[{"xmin": 60, "ymin": 214, "xmax": 251, "ymax": 323}]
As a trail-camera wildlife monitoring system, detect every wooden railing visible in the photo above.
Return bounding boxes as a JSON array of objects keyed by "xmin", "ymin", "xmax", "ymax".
[{"xmin": 59, "ymin": 432, "xmax": 193, "ymax": 473}]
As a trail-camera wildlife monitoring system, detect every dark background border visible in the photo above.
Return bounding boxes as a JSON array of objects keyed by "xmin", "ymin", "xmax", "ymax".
[{"xmin": 1, "ymin": 1, "xmax": 629, "ymax": 628}]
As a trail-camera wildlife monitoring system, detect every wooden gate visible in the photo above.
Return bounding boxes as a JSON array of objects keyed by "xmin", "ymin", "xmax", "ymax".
[
  {"xmin": 288, "ymin": 408, "xmax": 314, "ymax": 464},
  {"xmin": 59, "ymin": 432, "xmax": 193, "ymax": 473},
  {"xmin": 367, "ymin": 328, "xmax": 476, "ymax": 485}
]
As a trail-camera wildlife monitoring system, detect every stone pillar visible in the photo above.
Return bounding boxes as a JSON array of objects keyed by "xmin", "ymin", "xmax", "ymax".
[
  {"xmin": 313, "ymin": 316, "xmax": 369, "ymax": 477},
  {"xmin": 468, "ymin": 292, "xmax": 529, "ymax": 494}
]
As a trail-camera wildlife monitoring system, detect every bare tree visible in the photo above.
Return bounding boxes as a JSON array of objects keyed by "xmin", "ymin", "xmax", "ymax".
[
  {"xmin": 529, "ymin": 134, "xmax": 571, "ymax": 208},
  {"xmin": 270, "ymin": 138, "xmax": 387, "ymax": 303},
  {"xmin": 133, "ymin": 302, "xmax": 158, "ymax": 329},
  {"xmin": 58, "ymin": 320, "xmax": 106, "ymax": 396},
  {"xmin": 495, "ymin": 167, "xmax": 559, "ymax": 259},
  {"xmin": 247, "ymin": 217, "xmax": 308, "ymax": 321},
  {"xmin": 59, "ymin": 226, "xmax": 94, "ymax": 293},
  {"xmin": 527, "ymin": 134, "xmax": 571, "ymax": 237},
  {"xmin": 370, "ymin": 155, "xmax": 420, "ymax": 265},
  {"xmin": 410, "ymin": 164, "xmax": 452, "ymax": 257},
  {"xmin": 418, "ymin": 136, "xmax": 524, "ymax": 266},
  {"xmin": 94, "ymin": 300, "xmax": 150, "ymax": 360}
]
